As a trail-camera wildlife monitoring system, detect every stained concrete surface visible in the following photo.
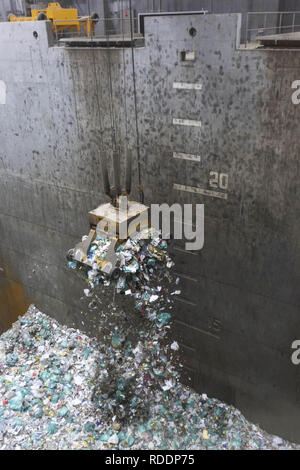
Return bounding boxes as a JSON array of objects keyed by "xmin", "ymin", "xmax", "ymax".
[
  {"xmin": 0, "ymin": 14, "xmax": 299, "ymax": 441},
  {"xmin": 0, "ymin": 275, "xmax": 31, "ymax": 334}
]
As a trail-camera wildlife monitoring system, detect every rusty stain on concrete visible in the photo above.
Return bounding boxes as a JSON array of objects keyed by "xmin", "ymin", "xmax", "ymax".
[{"xmin": 0, "ymin": 268, "xmax": 32, "ymax": 333}]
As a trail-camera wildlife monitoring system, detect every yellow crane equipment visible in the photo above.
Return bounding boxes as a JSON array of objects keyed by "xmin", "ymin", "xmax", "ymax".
[{"xmin": 8, "ymin": 2, "xmax": 99, "ymax": 37}]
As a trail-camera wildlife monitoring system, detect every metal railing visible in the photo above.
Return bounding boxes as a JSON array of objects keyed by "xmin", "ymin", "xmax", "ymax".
[
  {"xmin": 244, "ymin": 11, "xmax": 300, "ymax": 46},
  {"xmin": 52, "ymin": 14, "xmax": 139, "ymax": 43}
]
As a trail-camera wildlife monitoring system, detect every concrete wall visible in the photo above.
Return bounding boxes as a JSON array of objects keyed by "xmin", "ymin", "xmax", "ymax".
[{"xmin": 0, "ymin": 14, "xmax": 300, "ymax": 442}]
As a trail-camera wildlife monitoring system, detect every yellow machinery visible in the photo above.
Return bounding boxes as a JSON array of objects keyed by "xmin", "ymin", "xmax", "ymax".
[{"xmin": 9, "ymin": 2, "xmax": 99, "ymax": 37}]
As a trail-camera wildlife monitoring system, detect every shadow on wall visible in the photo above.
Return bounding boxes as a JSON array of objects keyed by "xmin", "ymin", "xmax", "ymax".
[{"xmin": 0, "ymin": 266, "xmax": 32, "ymax": 334}]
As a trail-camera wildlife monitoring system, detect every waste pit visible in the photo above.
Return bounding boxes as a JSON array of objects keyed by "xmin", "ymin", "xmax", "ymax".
[{"xmin": 0, "ymin": 229, "xmax": 298, "ymax": 450}]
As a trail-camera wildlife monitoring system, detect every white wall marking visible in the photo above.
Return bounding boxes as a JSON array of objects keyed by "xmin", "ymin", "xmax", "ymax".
[
  {"xmin": 174, "ymin": 183, "xmax": 228, "ymax": 200},
  {"xmin": 209, "ymin": 171, "xmax": 229, "ymax": 190},
  {"xmin": 173, "ymin": 118, "xmax": 202, "ymax": 127},
  {"xmin": 0, "ymin": 81, "xmax": 6, "ymax": 105},
  {"xmin": 173, "ymin": 152, "xmax": 201, "ymax": 162},
  {"xmin": 173, "ymin": 82, "xmax": 202, "ymax": 91}
]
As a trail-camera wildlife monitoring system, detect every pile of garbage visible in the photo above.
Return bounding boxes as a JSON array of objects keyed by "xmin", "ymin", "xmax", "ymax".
[
  {"xmin": 0, "ymin": 307, "xmax": 297, "ymax": 450},
  {"xmin": 0, "ymin": 228, "xmax": 298, "ymax": 449}
]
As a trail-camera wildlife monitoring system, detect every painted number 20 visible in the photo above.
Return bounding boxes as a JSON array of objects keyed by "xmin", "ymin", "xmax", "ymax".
[{"xmin": 209, "ymin": 171, "xmax": 229, "ymax": 190}]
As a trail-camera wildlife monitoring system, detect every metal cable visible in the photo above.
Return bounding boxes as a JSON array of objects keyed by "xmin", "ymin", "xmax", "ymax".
[
  {"xmin": 121, "ymin": 0, "xmax": 129, "ymax": 159},
  {"xmin": 129, "ymin": 0, "xmax": 143, "ymax": 202},
  {"xmin": 121, "ymin": 0, "xmax": 132, "ymax": 195},
  {"xmin": 87, "ymin": 0, "xmax": 109, "ymax": 196},
  {"xmin": 105, "ymin": 25, "xmax": 118, "ymax": 151},
  {"xmin": 102, "ymin": 1, "xmax": 123, "ymax": 201}
]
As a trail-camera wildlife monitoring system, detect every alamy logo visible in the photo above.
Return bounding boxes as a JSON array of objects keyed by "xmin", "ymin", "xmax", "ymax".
[
  {"xmin": 0, "ymin": 80, "xmax": 6, "ymax": 105},
  {"xmin": 96, "ymin": 197, "xmax": 205, "ymax": 252},
  {"xmin": 291, "ymin": 80, "xmax": 300, "ymax": 105},
  {"xmin": 291, "ymin": 340, "xmax": 300, "ymax": 365},
  {"xmin": 151, "ymin": 203, "xmax": 204, "ymax": 251}
]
